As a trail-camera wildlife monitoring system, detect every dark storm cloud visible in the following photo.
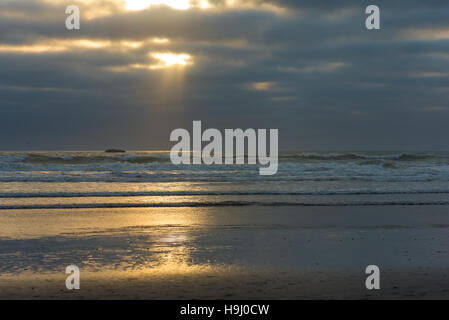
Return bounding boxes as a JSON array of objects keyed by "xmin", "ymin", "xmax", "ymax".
[{"xmin": 0, "ymin": 0, "xmax": 448, "ymax": 150}]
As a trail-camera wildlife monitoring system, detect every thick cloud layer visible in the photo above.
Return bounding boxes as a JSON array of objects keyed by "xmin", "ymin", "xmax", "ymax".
[{"xmin": 0, "ymin": 0, "xmax": 448, "ymax": 150}]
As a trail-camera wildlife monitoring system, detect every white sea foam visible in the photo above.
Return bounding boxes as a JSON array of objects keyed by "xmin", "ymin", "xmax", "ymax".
[{"xmin": 0, "ymin": 151, "xmax": 448, "ymax": 206}]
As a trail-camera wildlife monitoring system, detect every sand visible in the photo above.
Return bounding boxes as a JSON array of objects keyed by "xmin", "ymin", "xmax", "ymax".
[
  {"xmin": 1, "ymin": 205, "xmax": 449, "ymax": 299},
  {"xmin": 1, "ymin": 267, "xmax": 449, "ymax": 299}
]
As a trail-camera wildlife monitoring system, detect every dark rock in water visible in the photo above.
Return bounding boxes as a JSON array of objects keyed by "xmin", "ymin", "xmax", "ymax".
[{"xmin": 105, "ymin": 149, "xmax": 126, "ymax": 153}]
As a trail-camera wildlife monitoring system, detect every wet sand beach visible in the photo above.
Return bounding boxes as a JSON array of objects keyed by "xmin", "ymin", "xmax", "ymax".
[{"xmin": 1, "ymin": 205, "xmax": 449, "ymax": 299}]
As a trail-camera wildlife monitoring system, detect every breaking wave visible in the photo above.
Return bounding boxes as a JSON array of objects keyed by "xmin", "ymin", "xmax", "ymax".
[
  {"xmin": 280, "ymin": 152, "xmax": 438, "ymax": 162},
  {"xmin": 0, "ymin": 151, "xmax": 444, "ymax": 167},
  {"xmin": 20, "ymin": 154, "xmax": 171, "ymax": 165}
]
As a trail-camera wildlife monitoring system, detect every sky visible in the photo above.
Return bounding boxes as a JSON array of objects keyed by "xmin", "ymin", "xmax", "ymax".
[{"xmin": 0, "ymin": 0, "xmax": 448, "ymax": 151}]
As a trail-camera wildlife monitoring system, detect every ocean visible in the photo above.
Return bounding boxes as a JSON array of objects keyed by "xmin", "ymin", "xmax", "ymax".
[
  {"xmin": 2, "ymin": 150, "xmax": 449, "ymax": 298},
  {"xmin": 1, "ymin": 151, "xmax": 449, "ymax": 209}
]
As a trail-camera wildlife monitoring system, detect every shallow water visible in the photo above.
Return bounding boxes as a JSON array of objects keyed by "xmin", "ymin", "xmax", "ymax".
[{"xmin": 1, "ymin": 206, "xmax": 449, "ymax": 275}]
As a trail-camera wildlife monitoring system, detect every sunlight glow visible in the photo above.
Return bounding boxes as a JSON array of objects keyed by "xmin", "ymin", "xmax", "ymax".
[
  {"xmin": 0, "ymin": 44, "xmax": 66, "ymax": 54},
  {"xmin": 0, "ymin": 39, "xmax": 110, "ymax": 53},
  {"xmin": 251, "ymin": 81, "xmax": 276, "ymax": 91},
  {"xmin": 405, "ymin": 28, "xmax": 449, "ymax": 41},
  {"xmin": 152, "ymin": 38, "xmax": 171, "ymax": 44},
  {"xmin": 121, "ymin": 41, "xmax": 144, "ymax": 48},
  {"xmin": 150, "ymin": 52, "xmax": 193, "ymax": 69},
  {"xmin": 125, "ymin": 0, "xmax": 191, "ymax": 11}
]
